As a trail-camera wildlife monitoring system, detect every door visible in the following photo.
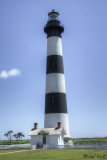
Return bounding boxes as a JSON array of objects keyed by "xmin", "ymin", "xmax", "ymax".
[{"xmin": 43, "ymin": 134, "xmax": 46, "ymax": 144}]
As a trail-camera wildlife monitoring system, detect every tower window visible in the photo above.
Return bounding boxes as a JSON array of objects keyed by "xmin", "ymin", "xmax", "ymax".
[
  {"xmin": 51, "ymin": 95, "xmax": 54, "ymax": 104},
  {"xmin": 51, "ymin": 59, "xmax": 54, "ymax": 69}
]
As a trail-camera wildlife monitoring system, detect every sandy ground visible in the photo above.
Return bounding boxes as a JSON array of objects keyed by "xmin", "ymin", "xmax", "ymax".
[{"xmin": 0, "ymin": 149, "xmax": 39, "ymax": 155}]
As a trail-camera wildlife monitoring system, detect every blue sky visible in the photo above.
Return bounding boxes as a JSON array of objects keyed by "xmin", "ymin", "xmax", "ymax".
[{"xmin": 0, "ymin": 0, "xmax": 107, "ymax": 140}]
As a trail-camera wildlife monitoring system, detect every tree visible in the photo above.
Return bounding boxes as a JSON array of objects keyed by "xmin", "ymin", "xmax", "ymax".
[
  {"xmin": 12, "ymin": 134, "xmax": 19, "ymax": 141},
  {"xmin": 4, "ymin": 130, "xmax": 14, "ymax": 144},
  {"xmin": 17, "ymin": 132, "xmax": 25, "ymax": 141}
]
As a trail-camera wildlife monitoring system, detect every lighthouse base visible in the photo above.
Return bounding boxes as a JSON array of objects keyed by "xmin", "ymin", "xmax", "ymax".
[
  {"xmin": 64, "ymin": 136, "xmax": 73, "ymax": 145},
  {"xmin": 44, "ymin": 113, "xmax": 69, "ymax": 136}
]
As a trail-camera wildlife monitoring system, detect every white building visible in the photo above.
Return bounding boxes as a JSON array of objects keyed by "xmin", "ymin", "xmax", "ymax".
[{"xmin": 28, "ymin": 122, "xmax": 66, "ymax": 148}]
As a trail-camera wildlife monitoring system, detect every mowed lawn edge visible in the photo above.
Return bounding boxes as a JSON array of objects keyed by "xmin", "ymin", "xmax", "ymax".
[{"xmin": 0, "ymin": 149, "xmax": 34, "ymax": 154}]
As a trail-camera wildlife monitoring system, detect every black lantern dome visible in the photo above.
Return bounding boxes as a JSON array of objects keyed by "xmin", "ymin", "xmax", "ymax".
[{"xmin": 44, "ymin": 10, "xmax": 64, "ymax": 38}]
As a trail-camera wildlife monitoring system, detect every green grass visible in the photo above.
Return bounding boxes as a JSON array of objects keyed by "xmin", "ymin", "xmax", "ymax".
[
  {"xmin": 0, "ymin": 149, "xmax": 107, "ymax": 160},
  {"xmin": 72, "ymin": 137, "xmax": 107, "ymax": 143},
  {"xmin": 0, "ymin": 140, "xmax": 30, "ymax": 145}
]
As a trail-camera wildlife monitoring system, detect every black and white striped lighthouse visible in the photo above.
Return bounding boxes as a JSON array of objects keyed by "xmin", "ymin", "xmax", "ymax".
[{"xmin": 44, "ymin": 10, "xmax": 69, "ymax": 136}]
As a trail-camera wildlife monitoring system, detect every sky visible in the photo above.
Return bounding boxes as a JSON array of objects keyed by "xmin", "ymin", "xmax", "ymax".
[{"xmin": 0, "ymin": 0, "xmax": 107, "ymax": 140}]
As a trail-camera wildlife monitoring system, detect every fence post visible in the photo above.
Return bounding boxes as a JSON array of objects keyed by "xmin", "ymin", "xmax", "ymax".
[
  {"xmin": 78, "ymin": 142, "xmax": 79, "ymax": 149},
  {"xmin": 102, "ymin": 142, "xmax": 103, "ymax": 149},
  {"xmin": 95, "ymin": 143, "xmax": 97, "ymax": 149}
]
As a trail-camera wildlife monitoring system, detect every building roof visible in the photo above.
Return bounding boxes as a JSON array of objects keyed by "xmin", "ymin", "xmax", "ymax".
[{"xmin": 28, "ymin": 128, "xmax": 66, "ymax": 136}]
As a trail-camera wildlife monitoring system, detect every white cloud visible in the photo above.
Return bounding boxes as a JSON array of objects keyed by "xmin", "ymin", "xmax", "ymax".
[{"xmin": 0, "ymin": 69, "xmax": 21, "ymax": 79}]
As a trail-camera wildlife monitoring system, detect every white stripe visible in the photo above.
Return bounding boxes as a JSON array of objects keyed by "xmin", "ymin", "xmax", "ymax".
[
  {"xmin": 47, "ymin": 36, "xmax": 63, "ymax": 56},
  {"xmin": 46, "ymin": 73, "xmax": 66, "ymax": 94},
  {"xmin": 44, "ymin": 113, "xmax": 69, "ymax": 136}
]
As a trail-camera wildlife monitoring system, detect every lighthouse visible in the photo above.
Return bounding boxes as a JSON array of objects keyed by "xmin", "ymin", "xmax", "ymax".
[
  {"xmin": 29, "ymin": 10, "xmax": 72, "ymax": 147},
  {"xmin": 44, "ymin": 10, "xmax": 69, "ymax": 136}
]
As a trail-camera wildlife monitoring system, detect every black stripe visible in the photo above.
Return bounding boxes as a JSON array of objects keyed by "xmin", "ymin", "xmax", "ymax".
[
  {"xmin": 45, "ymin": 93, "xmax": 67, "ymax": 114},
  {"xmin": 46, "ymin": 55, "xmax": 64, "ymax": 74}
]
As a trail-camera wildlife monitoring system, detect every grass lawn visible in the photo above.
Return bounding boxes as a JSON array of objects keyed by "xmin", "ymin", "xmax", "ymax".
[
  {"xmin": 72, "ymin": 137, "xmax": 107, "ymax": 143},
  {"xmin": 0, "ymin": 149, "xmax": 107, "ymax": 160},
  {"xmin": 0, "ymin": 140, "xmax": 30, "ymax": 145}
]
